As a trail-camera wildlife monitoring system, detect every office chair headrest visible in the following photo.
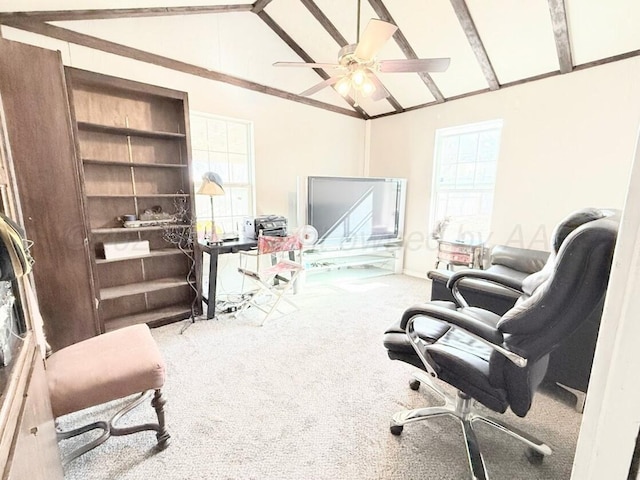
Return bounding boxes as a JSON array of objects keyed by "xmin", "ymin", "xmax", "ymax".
[{"xmin": 550, "ymin": 208, "xmax": 607, "ymax": 253}]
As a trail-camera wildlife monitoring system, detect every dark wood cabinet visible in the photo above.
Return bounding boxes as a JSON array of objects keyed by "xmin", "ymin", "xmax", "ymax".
[
  {"xmin": 0, "ymin": 66, "xmax": 63, "ymax": 478},
  {"xmin": 0, "ymin": 38, "xmax": 98, "ymax": 351},
  {"xmin": 3, "ymin": 345, "xmax": 64, "ymax": 480},
  {"xmin": 0, "ymin": 37, "xmax": 200, "ymax": 349},
  {"xmin": 65, "ymin": 68, "xmax": 200, "ymax": 333}
]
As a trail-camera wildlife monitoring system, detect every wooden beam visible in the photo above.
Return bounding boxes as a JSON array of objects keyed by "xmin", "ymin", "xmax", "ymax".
[
  {"xmin": 2, "ymin": 20, "xmax": 362, "ymax": 119},
  {"xmin": 300, "ymin": 0, "xmax": 403, "ymax": 113},
  {"xmin": 449, "ymin": 0, "xmax": 500, "ymax": 90},
  {"xmin": 367, "ymin": 0, "xmax": 445, "ymax": 103},
  {"xmin": 0, "ymin": 5, "xmax": 253, "ymax": 22},
  {"xmin": 256, "ymin": 11, "xmax": 325, "ymax": 77},
  {"xmin": 251, "ymin": 0, "xmax": 274, "ymax": 14},
  {"xmin": 369, "ymin": 48, "xmax": 640, "ymax": 119},
  {"xmin": 300, "ymin": 0, "xmax": 348, "ymax": 47},
  {"xmin": 547, "ymin": 0, "xmax": 573, "ymax": 74},
  {"xmin": 255, "ymin": 11, "xmax": 369, "ymax": 118}
]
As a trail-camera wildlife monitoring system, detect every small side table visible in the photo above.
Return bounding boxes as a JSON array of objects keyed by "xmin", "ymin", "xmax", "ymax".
[{"xmin": 435, "ymin": 240, "xmax": 484, "ymax": 270}]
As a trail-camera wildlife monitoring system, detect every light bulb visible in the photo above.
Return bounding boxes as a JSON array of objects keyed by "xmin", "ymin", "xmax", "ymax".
[
  {"xmin": 352, "ymin": 69, "xmax": 366, "ymax": 87},
  {"xmin": 336, "ymin": 76, "xmax": 351, "ymax": 96},
  {"xmin": 361, "ymin": 78, "xmax": 375, "ymax": 97}
]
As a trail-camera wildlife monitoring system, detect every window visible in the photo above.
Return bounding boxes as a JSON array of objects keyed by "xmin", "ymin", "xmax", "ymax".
[
  {"xmin": 430, "ymin": 119, "xmax": 503, "ymax": 243},
  {"xmin": 190, "ymin": 112, "xmax": 255, "ymax": 236}
]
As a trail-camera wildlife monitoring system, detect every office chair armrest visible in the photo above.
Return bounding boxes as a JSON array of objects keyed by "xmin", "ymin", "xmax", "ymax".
[
  {"xmin": 446, "ymin": 270, "xmax": 524, "ymax": 308},
  {"xmin": 400, "ymin": 303, "xmax": 503, "ymax": 344},
  {"xmin": 400, "ymin": 303, "xmax": 527, "ymax": 367}
]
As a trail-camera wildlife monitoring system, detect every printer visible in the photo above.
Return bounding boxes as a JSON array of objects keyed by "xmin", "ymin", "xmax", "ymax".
[{"xmin": 243, "ymin": 215, "xmax": 288, "ymax": 239}]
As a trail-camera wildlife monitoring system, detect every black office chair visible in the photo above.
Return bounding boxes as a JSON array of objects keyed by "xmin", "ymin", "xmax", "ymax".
[{"xmin": 383, "ymin": 208, "xmax": 619, "ymax": 480}]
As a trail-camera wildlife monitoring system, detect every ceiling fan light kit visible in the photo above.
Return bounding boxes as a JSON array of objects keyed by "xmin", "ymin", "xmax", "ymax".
[{"xmin": 273, "ymin": 3, "xmax": 451, "ymax": 106}]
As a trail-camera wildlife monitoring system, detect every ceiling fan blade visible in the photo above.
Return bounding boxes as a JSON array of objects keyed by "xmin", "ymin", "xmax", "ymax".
[
  {"xmin": 367, "ymin": 72, "xmax": 391, "ymax": 102},
  {"xmin": 299, "ymin": 77, "xmax": 341, "ymax": 97},
  {"xmin": 273, "ymin": 61, "xmax": 344, "ymax": 70},
  {"xmin": 354, "ymin": 19, "xmax": 398, "ymax": 61},
  {"xmin": 378, "ymin": 58, "xmax": 451, "ymax": 73}
]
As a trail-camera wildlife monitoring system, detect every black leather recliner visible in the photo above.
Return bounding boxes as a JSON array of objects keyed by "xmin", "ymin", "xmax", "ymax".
[
  {"xmin": 427, "ymin": 244, "xmax": 603, "ymax": 411},
  {"xmin": 383, "ymin": 208, "xmax": 619, "ymax": 480}
]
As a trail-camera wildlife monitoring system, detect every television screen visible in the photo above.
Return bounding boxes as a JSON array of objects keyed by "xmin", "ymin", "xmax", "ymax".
[{"xmin": 307, "ymin": 176, "xmax": 406, "ymax": 247}]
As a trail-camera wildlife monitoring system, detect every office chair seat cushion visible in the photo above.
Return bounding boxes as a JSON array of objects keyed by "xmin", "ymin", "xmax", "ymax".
[
  {"xmin": 47, "ymin": 324, "xmax": 166, "ymax": 418},
  {"xmin": 384, "ymin": 304, "xmax": 508, "ymax": 412}
]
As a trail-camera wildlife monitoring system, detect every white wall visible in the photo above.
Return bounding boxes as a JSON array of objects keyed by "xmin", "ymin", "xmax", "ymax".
[
  {"xmin": 369, "ymin": 57, "xmax": 640, "ymax": 276},
  {"xmin": 1, "ymin": 27, "xmax": 366, "ymax": 225}
]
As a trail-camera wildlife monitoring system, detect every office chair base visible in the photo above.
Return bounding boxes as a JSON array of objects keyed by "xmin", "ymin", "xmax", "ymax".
[
  {"xmin": 57, "ymin": 389, "xmax": 170, "ymax": 465},
  {"xmin": 390, "ymin": 385, "xmax": 552, "ymax": 480},
  {"xmin": 556, "ymin": 382, "xmax": 587, "ymax": 413}
]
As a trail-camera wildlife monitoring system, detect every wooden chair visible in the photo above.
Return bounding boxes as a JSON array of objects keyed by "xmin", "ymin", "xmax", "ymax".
[{"xmin": 47, "ymin": 324, "xmax": 170, "ymax": 464}]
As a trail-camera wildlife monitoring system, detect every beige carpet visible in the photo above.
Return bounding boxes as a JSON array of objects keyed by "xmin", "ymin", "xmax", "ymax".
[{"xmin": 60, "ymin": 274, "xmax": 581, "ymax": 480}]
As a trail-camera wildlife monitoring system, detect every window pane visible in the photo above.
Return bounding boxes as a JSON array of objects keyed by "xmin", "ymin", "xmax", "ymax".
[
  {"xmin": 227, "ymin": 123, "xmax": 248, "ymax": 154},
  {"xmin": 190, "ymin": 112, "xmax": 254, "ymax": 238},
  {"xmin": 477, "ymin": 130, "xmax": 500, "ymax": 162},
  {"xmin": 229, "ymin": 154, "xmax": 249, "ymax": 183},
  {"xmin": 229, "ymin": 187, "xmax": 250, "ymax": 216},
  {"xmin": 210, "ymin": 152, "xmax": 229, "ymax": 182},
  {"xmin": 431, "ymin": 121, "xmax": 502, "ymax": 242},
  {"xmin": 195, "ymin": 195, "xmax": 212, "ymax": 219},
  {"xmin": 455, "ymin": 163, "xmax": 476, "ymax": 187},
  {"xmin": 192, "ymin": 153, "xmax": 210, "ymax": 183},
  {"xmin": 212, "ymin": 192, "xmax": 232, "ymax": 217},
  {"xmin": 441, "ymin": 136, "xmax": 459, "ymax": 164},
  {"xmin": 458, "ymin": 133, "xmax": 478, "ymax": 163},
  {"xmin": 437, "ymin": 164, "xmax": 457, "ymax": 187},
  {"xmin": 191, "ymin": 117, "xmax": 208, "ymax": 150},
  {"xmin": 475, "ymin": 161, "xmax": 497, "ymax": 186},
  {"xmin": 207, "ymin": 119, "xmax": 227, "ymax": 152}
]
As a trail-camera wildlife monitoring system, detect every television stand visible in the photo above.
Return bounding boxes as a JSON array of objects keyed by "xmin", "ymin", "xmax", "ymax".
[{"xmin": 300, "ymin": 242, "xmax": 404, "ymax": 285}]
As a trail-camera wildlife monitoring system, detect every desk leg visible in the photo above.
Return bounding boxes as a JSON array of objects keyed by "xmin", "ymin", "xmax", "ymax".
[{"xmin": 207, "ymin": 248, "xmax": 220, "ymax": 319}]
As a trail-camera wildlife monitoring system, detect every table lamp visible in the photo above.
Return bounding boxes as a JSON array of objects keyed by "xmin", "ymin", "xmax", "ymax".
[{"xmin": 197, "ymin": 172, "xmax": 225, "ymax": 244}]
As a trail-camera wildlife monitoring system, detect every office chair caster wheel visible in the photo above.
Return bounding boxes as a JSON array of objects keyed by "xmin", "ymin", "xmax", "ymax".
[
  {"xmin": 390, "ymin": 424, "xmax": 404, "ymax": 436},
  {"xmin": 525, "ymin": 447, "xmax": 545, "ymax": 465},
  {"xmin": 409, "ymin": 379, "xmax": 420, "ymax": 391}
]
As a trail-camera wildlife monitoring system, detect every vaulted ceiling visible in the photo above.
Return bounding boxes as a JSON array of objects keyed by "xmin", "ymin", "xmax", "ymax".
[{"xmin": 1, "ymin": 0, "xmax": 639, "ymax": 119}]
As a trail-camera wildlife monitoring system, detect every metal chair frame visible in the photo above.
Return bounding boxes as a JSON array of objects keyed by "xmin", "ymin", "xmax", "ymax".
[{"xmin": 238, "ymin": 234, "xmax": 303, "ymax": 325}]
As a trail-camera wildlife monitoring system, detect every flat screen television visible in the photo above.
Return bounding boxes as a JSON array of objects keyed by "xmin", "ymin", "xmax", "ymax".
[{"xmin": 306, "ymin": 176, "xmax": 406, "ymax": 247}]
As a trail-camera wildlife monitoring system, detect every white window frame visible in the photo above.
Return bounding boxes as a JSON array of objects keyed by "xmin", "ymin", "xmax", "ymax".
[
  {"xmin": 190, "ymin": 111, "xmax": 256, "ymax": 237},
  {"xmin": 429, "ymin": 119, "xmax": 503, "ymax": 244}
]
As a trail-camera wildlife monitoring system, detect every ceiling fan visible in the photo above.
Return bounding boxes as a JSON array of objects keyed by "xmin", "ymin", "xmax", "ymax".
[{"xmin": 273, "ymin": 1, "xmax": 450, "ymax": 102}]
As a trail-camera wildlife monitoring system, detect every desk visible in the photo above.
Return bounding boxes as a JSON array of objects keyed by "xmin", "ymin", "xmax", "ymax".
[{"xmin": 199, "ymin": 238, "xmax": 257, "ymax": 319}]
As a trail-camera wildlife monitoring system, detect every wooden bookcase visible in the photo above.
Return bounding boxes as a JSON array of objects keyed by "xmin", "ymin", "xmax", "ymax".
[{"xmin": 65, "ymin": 68, "xmax": 200, "ymax": 333}]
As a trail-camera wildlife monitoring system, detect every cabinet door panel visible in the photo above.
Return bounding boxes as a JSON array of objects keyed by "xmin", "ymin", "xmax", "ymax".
[
  {"xmin": 0, "ymin": 38, "xmax": 98, "ymax": 350},
  {"xmin": 6, "ymin": 350, "xmax": 63, "ymax": 480}
]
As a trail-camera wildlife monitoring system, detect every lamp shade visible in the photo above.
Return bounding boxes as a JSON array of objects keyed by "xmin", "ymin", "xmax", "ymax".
[{"xmin": 197, "ymin": 172, "xmax": 225, "ymax": 196}]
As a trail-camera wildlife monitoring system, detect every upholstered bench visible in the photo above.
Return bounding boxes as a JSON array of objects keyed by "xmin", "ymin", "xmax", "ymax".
[{"xmin": 47, "ymin": 324, "xmax": 170, "ymax": 463}]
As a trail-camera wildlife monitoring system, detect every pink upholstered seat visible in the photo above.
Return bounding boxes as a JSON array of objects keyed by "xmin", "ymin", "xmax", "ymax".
[{"xmin": 47, "ymin": 324, "xmax": 165, "ymax": 418}]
